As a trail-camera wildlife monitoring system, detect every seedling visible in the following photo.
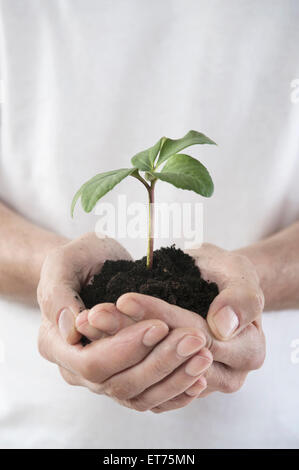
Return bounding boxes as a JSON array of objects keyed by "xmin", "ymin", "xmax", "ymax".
[{"xmin": 72, "ymin": 130, "xmax": 216, "ymax": 269}]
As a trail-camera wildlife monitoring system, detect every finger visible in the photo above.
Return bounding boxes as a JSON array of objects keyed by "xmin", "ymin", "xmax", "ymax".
[
  {"xmin": 39, "ymin": 316, "xmax": 169, "ymax": 384},
  {"xmin": 58, "ymin": 365, "xmax": 106, "ymax": 396},
  {"xmin": 87, "ymin": 303, "xmax": 135, "ymax": 336},
  {"xmin": 207, "ymin": 284, "xmax": 264, "ymax": 341},
  {"xmin": 38, "ymin": 281, "xmax": 85, "ymax": 345},
  {"xmin": 117, "ymin": 293, "xmax": 213, "ymax": 347},
  {"xmin": 78, "ymin": 319, "xmax": 170, "ymax": 383},
  {"xmin": 103, "ymin": 328, "xmax": 207, "ymax": 403},
  {"xmin": 204, "ymin": 362, "xmax": 247, "ymax": 394},
  {"xmin": 184, "ymin": 375, "xmax": 208, "ymax": 397},
  {"xmin": 76, "ymin": 303, "xmax": 136, "ymax": 341},
  {"xmin": 211, "ymin": 321, "xmax": 265, "ymax": 370},
  {"xmin": 194, "ymin": 251, "xmax": 264, "ymax": 341},
  {"xmin": 128, "ymin": 349, "xmax": 211, "ymax": 411},
  {"xmin": 150, "ymin": 378, "xmax": 207, "ymax": 413},
  {"xmin": 186, "ymin": 246, "xmax": 265, "ymax": 340},
  {"xmin": 151, "ymin": 393, "xmax": 197, "ymax": 413},
  {"xmin": 89, "ymin": 303, "xmax": 135, "ymax": 332},
  {"xmin": 117, "ymin": 293, "xmax": 265, "ymax": 372},
  {"xmin": 59, "ymin": 363, "xmax": 208, "ymax": 409},
  {"xmin": 75, "ymin": 309, "xmax": 107, "ymax": 341},
  {"xmin": 38, "ymin": 316, "xmax": 85, "ymax": 373}
]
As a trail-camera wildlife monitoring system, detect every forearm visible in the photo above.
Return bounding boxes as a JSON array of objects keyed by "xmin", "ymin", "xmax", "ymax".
[
  {"xmin": 0, "ymin": 201, "xmax": 67, "ymax": 305},
  {"xmin": 236, "ymin": 221, "xmax": 299, "ymax": 311}
]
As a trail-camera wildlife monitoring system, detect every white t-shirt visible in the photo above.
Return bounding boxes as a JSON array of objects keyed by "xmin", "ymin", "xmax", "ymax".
[{"xmin": 0, "ymin": 0, "xmax": 299, "ymax": 449}]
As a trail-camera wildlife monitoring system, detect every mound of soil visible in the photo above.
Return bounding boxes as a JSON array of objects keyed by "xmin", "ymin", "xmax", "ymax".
[{"xmin": 80, "ymin": 246, "xmax": 218, "ymax": 319}]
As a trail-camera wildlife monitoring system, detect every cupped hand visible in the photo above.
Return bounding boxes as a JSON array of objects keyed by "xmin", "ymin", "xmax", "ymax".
[
  {"xmin": 37, "ymin": 233, "xmax": 212, "ymax": 411},
  {"xmin": 185, "ymin": 243, "xmax": 265, "ymax": 340},
  {"xmin": 117, "ymin": 294, "xmax": 265, "ymax": 405},
  {"xmin": 76, "ymin": 243, "xmax": 266, "ymax": 410},
  {"xmin": 37, "ymin": 232, "xmax": 131, "ymax": 344},
  {"xmin": 77, "ymin": 242, "xmax": 265, "ymax": 341},
  {"xmin": 78, "ymin": 294, "xmax": 265, "ymax": 411}
]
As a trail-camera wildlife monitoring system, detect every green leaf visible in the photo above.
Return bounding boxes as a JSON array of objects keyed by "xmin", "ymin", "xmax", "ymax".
[
  {"xmin": 151, "ymin": 154, "xmax": 214, "ymax": 197},
  {"xmin": 71, "ymin": 168, "xmax": 136, "ymax": 216},
  {"xmin": 131, "ymin": 137, "xmax": 165, "ymax": 171},
  {"xmin": 71, "ymin": 186, "xmax": 85, "ymax": 217},
  {"xmin": 156, "ymin": 130, "xmax": 216, "ymax": 167}
]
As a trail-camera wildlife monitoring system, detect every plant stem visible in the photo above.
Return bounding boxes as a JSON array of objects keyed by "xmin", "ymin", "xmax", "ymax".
[
  {"xmin": 146, "ymin": 181, "xmax": 156, "ymax": 269},
  {"xmin": 131, "ymin": 171, "xmax": 150, "ymax": 190},
  {"xmin": 131, "ymin": 171, "xmax": 156, "ymax": 269}
]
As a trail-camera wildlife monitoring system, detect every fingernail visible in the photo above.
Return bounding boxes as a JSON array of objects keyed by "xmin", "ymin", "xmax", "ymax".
[
  {"xmin": 143, "ymin": 324, "xmax": 169, "ymax": 347},
  {"xmin": 89, "ymin": 310, "xmax": 119, "ymax": 334},
  {"xmin": 117, "ymin": 297, "xmax": 145, "ymax": 320},
  {"xmin": 177, "ymin": 335, "xmax": 205, "ymax": 357},
  {"xmin": 212, "ymin": 306, "xmax": 239, "ymax": 339},
  {"xmin": 185, "ymin": 355, "xmax": 212, "ymax": 377},
  {"xmin": 58, "ymin": 308, "xmax": 75, "ymax": 341}
]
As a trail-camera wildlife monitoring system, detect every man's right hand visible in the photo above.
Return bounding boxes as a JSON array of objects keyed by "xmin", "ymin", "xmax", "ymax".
[{"xmin": 37, "ymin": 233, "xmax": 212, "ymax": 411}]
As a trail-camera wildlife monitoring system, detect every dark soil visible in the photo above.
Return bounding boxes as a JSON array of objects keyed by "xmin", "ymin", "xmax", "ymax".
[{"xmin": 80, "ymin": 246, "xmax": 218, "ymax": 319}]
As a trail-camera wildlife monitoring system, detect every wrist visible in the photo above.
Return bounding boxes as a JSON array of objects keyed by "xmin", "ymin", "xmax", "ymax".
[
  {"xmin": 20, "ymin": 233, "xmax": 69, "ymax": 305},
  {"xmin": 32, "ymin": 233, "xmax": 69, "ymax": 285},
  {"xmin": 234, "ymin": 243, "xmax": 280, "ymax": 311}
]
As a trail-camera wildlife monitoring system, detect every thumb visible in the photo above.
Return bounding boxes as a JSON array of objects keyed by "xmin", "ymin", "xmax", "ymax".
[
  {"xmin": 38, "ymin": 282, "xmax": 84, "ymax": 345},
  {"xmin": 206, "ymin": 284, "xmax": 264, "ymax": 341}
]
